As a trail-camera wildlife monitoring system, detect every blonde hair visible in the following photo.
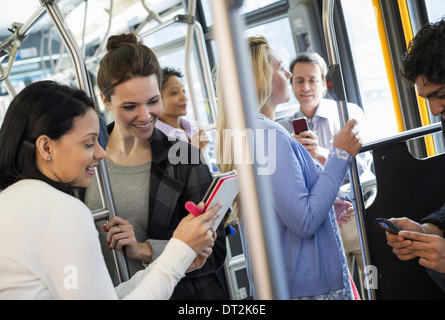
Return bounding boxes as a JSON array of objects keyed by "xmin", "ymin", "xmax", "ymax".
[
  {"xmin": 248, "ymin": 36, "xmax": 274, "ymax": 111},
  {"xmin": 215, "ymin": 35, "xmax": 273, "ymax": 224}
]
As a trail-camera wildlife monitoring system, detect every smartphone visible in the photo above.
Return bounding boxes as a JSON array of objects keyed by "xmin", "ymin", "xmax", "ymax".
[
  {"xmin": 292, "ymin": 117, "xmax": 309, "ymax": 134},
  {"xmin": 375, "ymin": 218, "xmax": 402, "ymax": 235}
]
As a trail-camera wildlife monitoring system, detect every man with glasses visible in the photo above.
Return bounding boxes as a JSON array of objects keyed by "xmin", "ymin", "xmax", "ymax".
[{"xmin": 386, "ymin": 18, "xmax": 445, "ymax": 292}]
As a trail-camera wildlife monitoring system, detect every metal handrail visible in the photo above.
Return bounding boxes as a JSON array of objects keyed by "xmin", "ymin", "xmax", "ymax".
[
  {"xmin": 182, "ymin": 0, "xmax": 218, "ymax": 168},
  {"xmin": 0, "ymin": 27, "xmax": 26, "ymax": 82},
  {"xmin": 361, "ymin": 122, "xmax": 442, "ymax": 153},
  {"xmin": 39, "ymin": 0, "xmax": 130, "ymax": 283},
  {"xmin": 184, "ymin": 0, "xmax": 201, "ymax": 128},
  {"xmin": 210, "ymin": 0, "xmax": 288, "ymax": 300},
  {"xmin": 93, "ymin": 0, "xmax": 114, "ymax": 57},
  {"xmin": 0, "ymin": 3, "xmax": 49, "ymax": 81},
  {"xmin": 322, "ymin": 0, "xmax": 376, "ymax": 300},
  {"xmin": 139, "ymin": 3, "xmax": 218, "ymax": 130},
  {"xmin": 190, "ymin": 21, "xmax": 218, "ymax": 126},
  {"xmin": 0, "ymin": 0, "xmax": 130, "ymax": 283},
  {"xmin": 0, "ymin": 0, "xmax": 129, "ymax": 283}
]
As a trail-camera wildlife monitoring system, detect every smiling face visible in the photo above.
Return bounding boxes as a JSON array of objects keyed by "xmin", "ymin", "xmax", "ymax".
[
  {"xmin": 38, "ymin": 108, "xmax": 106, "ymax": 188},
  {"xmin": 291, "ymin": 61, "xmax": 326, "ymax": 116},
  {"xmin": 160, "ymin": 75, "xmax": 188, "ymax": 119},
  {"xmin": 105, "ymin": 75, "xmax": 163, "ymax": 141},
  {"xmin": 415, "ymin": 76, "xmax": 445, "ymax": 119}
]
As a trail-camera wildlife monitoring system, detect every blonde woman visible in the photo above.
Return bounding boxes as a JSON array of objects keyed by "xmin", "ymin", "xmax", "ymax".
[
  {"xmin": 85, "ymin": 33, "xmax": 228, "ymax": 300},
  {"xmin": 216, "ymin": 36, "xmax": 361, "ymax": 299}
]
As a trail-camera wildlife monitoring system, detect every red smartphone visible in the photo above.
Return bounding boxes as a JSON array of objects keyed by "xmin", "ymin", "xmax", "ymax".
[{"xmin": 292, "ymin": 117, "xmax": 309, "ymax": 134}]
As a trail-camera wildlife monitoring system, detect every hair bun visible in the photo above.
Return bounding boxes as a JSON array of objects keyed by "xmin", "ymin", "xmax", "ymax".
[{"xmin": 106, "ymin": 33, "xmax": 140, "ymax": 51}]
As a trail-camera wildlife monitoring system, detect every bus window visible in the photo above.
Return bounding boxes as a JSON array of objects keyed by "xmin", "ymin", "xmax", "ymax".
[
  {"xmin": 201, "ymin": 0, "xmax": 282, "ymax": 26},
  {"xmin": 140, "ymin": 6, "xmax": 214, "ymax": 128},
  {"xmin": 244, "ymin": 17, "xmax": 296, "ymax": 113},
  {"xmin": 140, "ymin": 5, "xmax": 218, "ymax": 170},
  {"xmin": 156, "ymin": 49, "xmax": 212, "ymax": 128},
  {"xmin": 341, "ymin": 0, "xmax": 399, "ymax": 141},
  {"xmin": 425, "ymin": 0, "xmax": 445, "ymax": 23}
]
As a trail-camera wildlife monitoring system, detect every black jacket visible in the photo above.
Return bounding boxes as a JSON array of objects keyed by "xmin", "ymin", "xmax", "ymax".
[{"xmin": 108, "ymin": 124, "xmax": 228, "ymax": 300}]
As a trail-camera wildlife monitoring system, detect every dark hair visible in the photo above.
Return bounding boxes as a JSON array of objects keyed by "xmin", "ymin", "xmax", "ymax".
[
  {"xmin": 97, "ymin": 33, "xmax": 162, "ymax": 101},
  {"xmin": 161, "ymin": 67, "xmax": 183, "ymax": 90},
  {"xmin": 400, "ymin": 19, "xmax": 445, "ymax": 86},
  {"xmin": 0, "ymin": 80, "xmax": 96, "ymax": 192}
]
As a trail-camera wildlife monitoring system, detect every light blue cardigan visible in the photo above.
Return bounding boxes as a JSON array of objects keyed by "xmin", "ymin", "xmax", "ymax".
[{"xmin": 243, "ymin": 114, "xmax": 353, "ymax": 299}]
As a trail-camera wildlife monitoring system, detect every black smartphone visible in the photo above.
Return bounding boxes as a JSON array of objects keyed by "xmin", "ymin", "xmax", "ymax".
[
  {"xmin": 292, "ymin": 117, "xmax": 309, "ymax": 134},
  {"xmin": 375, "ymin": 218, "xmax": 402, "ymax": 235}
]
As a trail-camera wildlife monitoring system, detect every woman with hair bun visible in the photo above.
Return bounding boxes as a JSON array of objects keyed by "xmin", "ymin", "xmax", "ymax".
[
  {"xmin": 85, "ymin": 33, "xmax": 228, "ymax": 300},
  {"xmin": 216, "ymin": 36, "xmax": 362, "ymax": 299}
]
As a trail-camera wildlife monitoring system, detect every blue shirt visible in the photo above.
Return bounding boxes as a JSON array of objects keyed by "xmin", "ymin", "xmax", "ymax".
[{"xmin": 245, "ymin": 113, "xmax": 354, "ymax": 299}]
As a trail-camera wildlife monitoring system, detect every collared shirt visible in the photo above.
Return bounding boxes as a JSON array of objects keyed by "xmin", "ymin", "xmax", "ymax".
[{"xmin": 155, "ymin": 117, "xmax": 194, "ymax": 143}]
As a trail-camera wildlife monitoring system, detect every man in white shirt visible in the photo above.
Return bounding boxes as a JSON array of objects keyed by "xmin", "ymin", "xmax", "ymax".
[
  {"xmin": 278, "ymin": 52, "xmax": 375, "ymax": 272},
  {"xmin": 278, "ymin": 52, "xmax": 373, "ymax": 183}
]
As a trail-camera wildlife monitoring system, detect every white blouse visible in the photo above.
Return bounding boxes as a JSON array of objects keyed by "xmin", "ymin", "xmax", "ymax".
[{"xmin": 0, "ymin": 179, "xmax": 195, "ymax": 300}]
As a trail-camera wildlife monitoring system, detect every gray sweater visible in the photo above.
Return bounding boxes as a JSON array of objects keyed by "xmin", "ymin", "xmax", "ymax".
[{"xmin": 85, "ymin": 159, "xmax": 166, "ymax": 285}]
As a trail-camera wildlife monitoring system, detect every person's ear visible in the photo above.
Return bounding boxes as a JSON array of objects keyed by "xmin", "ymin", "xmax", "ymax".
[
  {"xmin": 100, "ymin": 93, "xmax": 110, "ymax": 112},
  {"xmin": 35, "ymin": 135, "xmax": 53, "ymax": 163}
]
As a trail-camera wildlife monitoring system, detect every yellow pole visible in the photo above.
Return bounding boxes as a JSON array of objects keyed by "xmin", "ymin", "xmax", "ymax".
[
  {"xmin": 372, "ymin": 0, "xmax": 405, "ymax": 133},
  {"xmin": 397, "ymin": 0, "xmax": 436, "ymax": 156}
]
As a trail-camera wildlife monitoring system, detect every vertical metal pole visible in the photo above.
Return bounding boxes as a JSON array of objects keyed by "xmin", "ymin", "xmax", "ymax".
[
  {"xmin": 184, "ymin": 0, "xmax": 200, "ymax": 126},
  {"xmin": 40, "ymin": 0, "xmax": 130, "ymax": 283},
  {"xmin": 210, "ymin": 0, "xmax": 288, "ymax": 299},
  {"xmin": 192, "ymin": 22, "xmax": 218, "ymax": 125},
  {"xmin": 322, "ymin": 0, "xmax": 376, "ymax": 300}
]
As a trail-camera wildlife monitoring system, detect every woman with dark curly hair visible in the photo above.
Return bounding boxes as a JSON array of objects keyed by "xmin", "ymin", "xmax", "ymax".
[{"xmin": 156, "ymin": 67, "xmax": 209, "ymax": 151}]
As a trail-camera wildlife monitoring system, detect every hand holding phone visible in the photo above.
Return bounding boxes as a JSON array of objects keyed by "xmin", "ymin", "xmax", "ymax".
[
  {"xmin": 375, "ymin": 218, "xmax": 402, "ymax": 235},
  {"xmin": 185, "ymin": 171, "xmax": 239, "ymax": 231},
  {"xmin": 292, "ymin": 117, "xmax": 309, "ymax": 135}
]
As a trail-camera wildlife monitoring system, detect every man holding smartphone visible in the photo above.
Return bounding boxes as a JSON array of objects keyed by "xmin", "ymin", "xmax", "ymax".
[
  {"xmin": 386, "ymin": 19, "xmax": 445, "ymax": 292},
  {"xmin": 277, "ymin": 52, "xmax": 373, "ymax": 185}
]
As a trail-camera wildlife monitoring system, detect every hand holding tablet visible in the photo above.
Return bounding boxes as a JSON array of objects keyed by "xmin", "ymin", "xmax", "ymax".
[{"xmin": 185, "ymin": 171, "xmax": 239, "ymax": 231}]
